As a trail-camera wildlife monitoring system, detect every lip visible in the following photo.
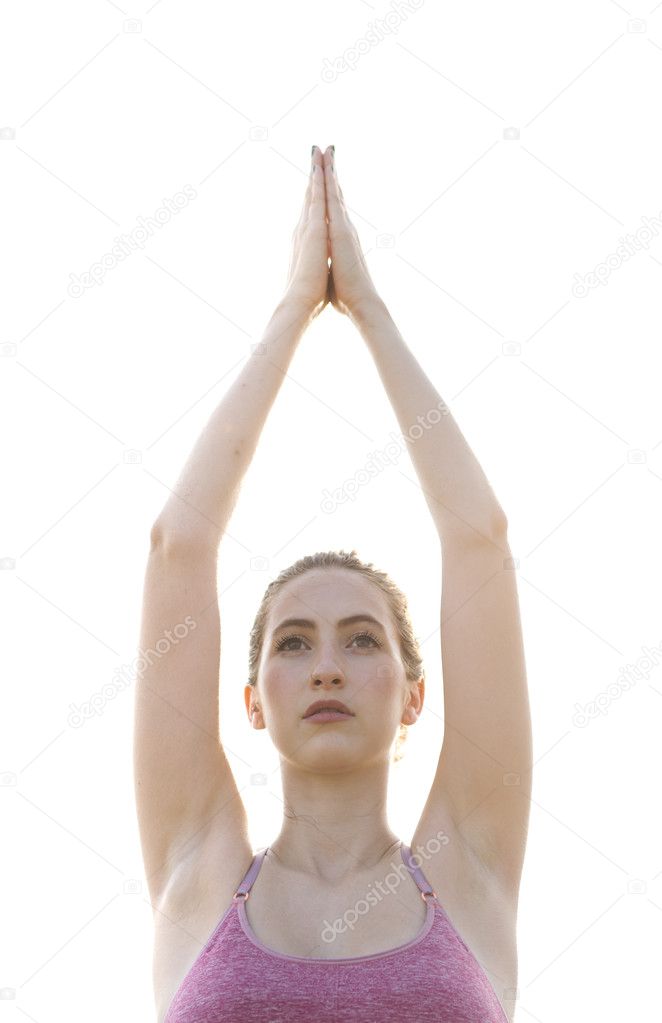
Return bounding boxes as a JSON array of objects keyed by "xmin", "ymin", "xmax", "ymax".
[
  {"xmin": 304, "ymin": 710, "xmax": 353, "ymax": 723},
  {"xmin": 303, "ymin": 699, "xmax": 354, "ymax": 719}
]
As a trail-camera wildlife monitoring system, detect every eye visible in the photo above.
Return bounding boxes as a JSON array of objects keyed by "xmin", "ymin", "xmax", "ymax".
[
  {"xmin": 352, "ymin": 630, "xmax": 380, "ymax": 647},
  {"xmin": 274, "ymin": 630, "xmax": 380, "ymax": 652},
  {"xmin": 274, "ymin": 633, "xmax": 306, "ymax": 652}
]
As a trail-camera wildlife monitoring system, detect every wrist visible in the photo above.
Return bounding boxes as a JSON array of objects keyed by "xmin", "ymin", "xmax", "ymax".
[
  {"xmin": 349, "ymin": 291, "xmax": 390, "ymax": 332},
  {"xmin": 276, "ymin": 291, "xmax": 318, "ymax": 330}
]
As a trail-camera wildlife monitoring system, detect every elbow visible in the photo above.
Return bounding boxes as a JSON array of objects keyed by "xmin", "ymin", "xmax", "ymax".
[
  {"xmin": 438, "ymin": 506, "xmax": 509, "ymax": 550},
  {"xmin": 148, "ymin": 520, "xmax": 180, "ymax": 558},
  {"xmin": 149, "ymin": 519, "xmax": 164, "ymax": 553},
  {"xmin": 149, "ymin": 518, "xmax": 177, "ymax": 554},
  {"xmin": 148, "ymin": 519, "xmax": 218, "ymax": 558},
  {"xmin": 491, "ymin": 505, "xmax": 509, "ymax": 541}
]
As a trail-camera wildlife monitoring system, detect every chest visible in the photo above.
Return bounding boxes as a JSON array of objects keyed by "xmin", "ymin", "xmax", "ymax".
[
  {"xmin": 154, "ymin": 853, "xmax": 517, "ymax": 1023},
  {"xmin": 242, "ymin": 861, "xmax": 431, "ymax": 959}
]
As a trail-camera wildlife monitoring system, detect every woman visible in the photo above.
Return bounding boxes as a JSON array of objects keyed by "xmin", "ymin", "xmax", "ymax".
[{"xmin": 134, "ymin": 144, "xmax": 532, "ymax": 1023}]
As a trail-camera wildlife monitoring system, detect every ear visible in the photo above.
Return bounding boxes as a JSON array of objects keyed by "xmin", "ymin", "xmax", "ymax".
[
  {"xmin": 244, "ymin": 684, "xmax": 265, "ymax": 729},
  {"xmin": 402, "ymin": 677, "xmax": 425, "ymax": 726}
]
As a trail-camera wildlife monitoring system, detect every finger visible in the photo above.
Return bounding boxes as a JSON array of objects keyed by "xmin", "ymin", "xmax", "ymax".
[
  {"xmin": 294, "ymin": 146, "xmax": 318, "ymax": 235},
  {"xmin": 307, "ymin": 145, "xmax": 326, "ymax": 225},
  {"xmin": 323, "ymin": 146, "xmax": 345, "ymax": 227}
]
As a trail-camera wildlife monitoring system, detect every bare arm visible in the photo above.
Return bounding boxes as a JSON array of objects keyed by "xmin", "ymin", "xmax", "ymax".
[
  {"xmin": 322, "ymin": 146, "xmax": 505, "ymax": 545},
  {"xmin": 153, "ymin": 146, "xmax": 332, "ymax": 548},
  {"xmin": 135, "ymin": 147, "xmax": 332, "ymax": 902},
  {"xmin": 350, "ymin": 296, "xmax": 507, "ymax": 545},
  {"xmin": 323, "ymin": 148, "xmax": 531, "ymax": 895},
  {"xmin": 152, "ymin": 298, "xmax": 312, "ymax": 548}
]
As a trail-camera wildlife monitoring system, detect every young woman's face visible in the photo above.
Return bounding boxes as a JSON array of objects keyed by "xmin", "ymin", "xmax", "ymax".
[{"xmin": 247, "ymin": 568, "xmax": 421, "ymax": 769}]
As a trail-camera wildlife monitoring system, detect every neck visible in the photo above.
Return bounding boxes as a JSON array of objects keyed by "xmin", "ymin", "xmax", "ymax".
[{"xmin": 268, "ymin": 758, "xmax": 402, "ymax": 883}]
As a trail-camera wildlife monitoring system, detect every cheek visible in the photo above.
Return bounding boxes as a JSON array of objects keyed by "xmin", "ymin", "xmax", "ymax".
[
  {"xmin": 359, "ymin": 663, "xmax": 405, "ymax": 714},
  {"xmin": 373, "ymin": 660, "xmax": 401, "ymax": 691},
  {"xmin": 261, "ymin": 668, "xmax": 297, "ymax": 708}
]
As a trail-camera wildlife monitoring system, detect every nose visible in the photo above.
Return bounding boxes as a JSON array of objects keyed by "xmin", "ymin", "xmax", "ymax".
[
  {"xmin": 310, "ymin": 663, "xmax": 345, "ymax": 687},
  {"xmin": 309, "ymin": 639, "xmax": 346, "ymax": 687}
]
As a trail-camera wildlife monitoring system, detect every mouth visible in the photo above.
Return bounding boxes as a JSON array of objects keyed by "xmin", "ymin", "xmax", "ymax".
[
  {"xmin": 303, "ymin": 709, "xmax": 354, "ymax": 723},
  {"xmin": 303, "ymin": 700, "xmax": 354, "ymax": 720}
]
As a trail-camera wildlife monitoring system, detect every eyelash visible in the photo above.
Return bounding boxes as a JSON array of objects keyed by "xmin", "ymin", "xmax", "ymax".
[{"xmin": 274, "ymin": 630, "xmax": 381, "ymax": 652}]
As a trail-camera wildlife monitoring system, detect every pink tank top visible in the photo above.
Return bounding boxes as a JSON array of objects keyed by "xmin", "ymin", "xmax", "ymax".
[{"xmin": 163, "ymin": 841, "xmax": 508, "ymax": 1022}]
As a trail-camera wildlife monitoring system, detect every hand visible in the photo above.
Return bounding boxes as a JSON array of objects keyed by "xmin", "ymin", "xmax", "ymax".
[
  {"xmin": 283, "ymin": 145, "xmax": 330, "ymax": 320},
  {"xmin": 323, "ymin": 146, "xmax": 380, "ymax": 319}
]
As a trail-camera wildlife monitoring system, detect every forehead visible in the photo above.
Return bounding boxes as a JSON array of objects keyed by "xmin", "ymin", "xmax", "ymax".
[{"xmin": 266, "ymin": 568, "xmax": 390, "ymax": 631}]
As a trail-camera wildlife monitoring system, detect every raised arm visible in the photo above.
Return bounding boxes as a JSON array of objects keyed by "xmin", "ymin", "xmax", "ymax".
[
  {"xmin": 323, "ymin": 149, "xmax": 532, "ymax": 896},
  {"xmin": 152, "ymin": 146, "xmax": 332, "ymax": 549},
  {"xmin": 134, "ymin": 146, "xmax": 331, "ymax": 905}
]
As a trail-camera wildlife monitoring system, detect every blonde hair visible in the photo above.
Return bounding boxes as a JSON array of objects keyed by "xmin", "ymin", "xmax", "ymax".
[{"xmin": 247, "ymin": 549, "xmax": 424, "ymax": 762}]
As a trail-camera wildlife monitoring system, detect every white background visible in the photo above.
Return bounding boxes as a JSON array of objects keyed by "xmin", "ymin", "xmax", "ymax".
[{"xmin": 2, "ymin": 1, "xmax": 662, "ymax": 1020}]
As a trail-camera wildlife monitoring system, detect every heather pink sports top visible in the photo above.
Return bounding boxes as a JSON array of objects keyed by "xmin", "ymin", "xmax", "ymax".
[{"xmin": 163, "ymin": 840, "xmax": 508, "ymax": 1022}]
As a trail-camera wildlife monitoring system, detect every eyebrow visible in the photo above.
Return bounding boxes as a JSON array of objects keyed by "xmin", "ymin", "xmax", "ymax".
[{"xmin": 272, "ymin": 613, "xmax": 386, "ymax": 635}]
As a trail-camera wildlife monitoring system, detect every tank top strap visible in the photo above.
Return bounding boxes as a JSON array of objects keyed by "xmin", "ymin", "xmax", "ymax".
[
  {"xmin": 399, "ymin": 841, "xmax": 438, "ymax": 902},
  {"xmin": 233, "ymin": 844, "xmax": 438, "ymax": 903},
  {"xmin": 232, "ymin": 846, "xmax": 269, "ymax": 901}
]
